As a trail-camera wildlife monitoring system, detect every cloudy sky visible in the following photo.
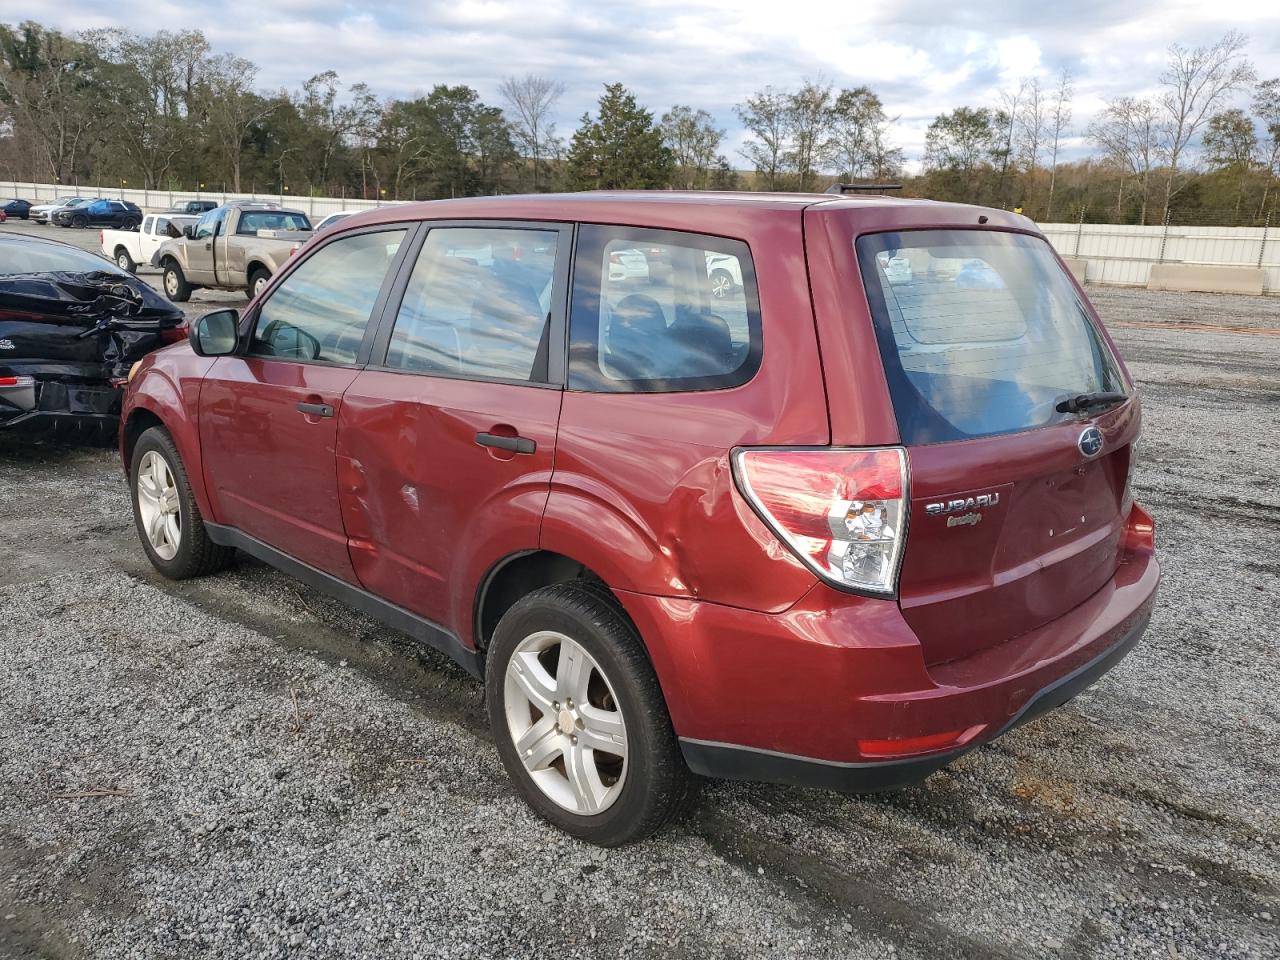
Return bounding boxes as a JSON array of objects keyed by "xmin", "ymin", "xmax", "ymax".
[{"xmin": 5, "ymin": 0, "xmax": 1279, "ymax": 168}]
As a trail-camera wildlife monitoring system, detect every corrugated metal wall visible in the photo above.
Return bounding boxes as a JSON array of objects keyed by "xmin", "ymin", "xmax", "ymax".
[{"xmin": 1040, "ymin": 222, "xmax": 1279, "ymax": 293}]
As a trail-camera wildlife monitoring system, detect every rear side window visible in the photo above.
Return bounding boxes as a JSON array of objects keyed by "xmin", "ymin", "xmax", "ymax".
[
  {"xmin": 238, "ymin": 211, "xmax": 311, "ymax": 234},
  {"xmin": 856, "ymin": 230, "xmax": 1126, "ymax": 444},
  {"xmin": 249, "ymin": 229, "xmax": 406, "ymax": 364},
  {"xmin": 569, "ymin": 225, "xmax": 761, "ymax": 392},
  {"xmin": 383, "ymin": 226, "xmax": 559, "ymax": 383}
]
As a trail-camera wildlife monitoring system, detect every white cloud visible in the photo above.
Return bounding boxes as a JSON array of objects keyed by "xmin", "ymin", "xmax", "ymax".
[{"xmin": 4, "ymin": 0, "xmax": 1277, "ymax": 168}]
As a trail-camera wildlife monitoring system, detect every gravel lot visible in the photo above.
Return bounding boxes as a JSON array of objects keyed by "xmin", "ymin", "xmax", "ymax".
[{"xmin": 1, "ymin": 260, "xmax": 1277, "ymax": 958}]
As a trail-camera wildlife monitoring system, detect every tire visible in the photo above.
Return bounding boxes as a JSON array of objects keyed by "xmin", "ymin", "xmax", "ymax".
[
  {"xmin": 123, "ymin": 217, "xmax": 140, "ymax": 230},
  {"xmin": 130, "ymin": 425, "xmax": 233, "ymax": 580},
  {"xmin": 709, "ymin": 268, "xmax": 735, "ymax": 300},
  {"xmin": 486, "ymin": 582, "xmax": 693, "ymax": 846},
  {"xmin": 115, "ymin": 247, "xmax": 136, "ymax": 273},
  {"xmin": 162, "ymin": 262, "xmax": 192, "ymax": 302},
  {"xmin": 72, "ymin": 214, "xmax": 87, "ymax": 228},
  {"xmin": 247, "ymin": 267, "xmax": 271, "ymax": 299}
]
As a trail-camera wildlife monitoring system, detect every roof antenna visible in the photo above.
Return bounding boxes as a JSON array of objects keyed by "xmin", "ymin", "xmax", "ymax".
[{"xmin": 824, "ymin": 183, "xmax": 903, "ymax": 195}]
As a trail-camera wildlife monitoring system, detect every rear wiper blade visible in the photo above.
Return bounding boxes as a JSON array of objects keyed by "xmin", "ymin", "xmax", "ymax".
[{"xmin": 1055, "ymin": 391, "xmax": 1128, "ymax": 414}]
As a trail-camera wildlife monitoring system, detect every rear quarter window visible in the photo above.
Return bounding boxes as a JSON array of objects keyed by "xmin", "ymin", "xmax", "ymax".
[{"xmin": 568, "ymin": 225, "xmax": 762, "ymax": 393}]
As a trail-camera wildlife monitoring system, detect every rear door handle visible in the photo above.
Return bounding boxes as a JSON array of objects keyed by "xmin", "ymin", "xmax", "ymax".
[
  {"xmin": 475, "ymin": 432, "xmax": 535, "ymax": 454},
  {"xmin": 296, "ymin": 401, "xmax": 334, "ymax": 418}
]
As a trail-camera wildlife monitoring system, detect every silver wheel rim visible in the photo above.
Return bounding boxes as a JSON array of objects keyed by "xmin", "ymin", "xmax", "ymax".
[
  {"xmin": 504, "ymin": 630, "xmax": 628, "ymax": 815},
  {"xmin": 117, "ymin": 253, "xmax": 129, "ymax": 269},
  {"xmin": 712, "ymin": 274, "xmax": 731, "ymax": 298},
  {"xmin": 136, "ymin": 450, "xmax": 181, "ymax": 561},
  {"xmin": 165, "ymin": 271, "xmax": 178, "ymax": 295},
  {"xmin": 254, "ymin": 276, "xmax": 267, "ymax": 295}
]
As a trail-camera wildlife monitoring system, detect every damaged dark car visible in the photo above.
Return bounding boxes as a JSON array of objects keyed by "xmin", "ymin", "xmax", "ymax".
[{"xmin": 1, "ymin": 233, "xmax": 186, "ymax": 441}]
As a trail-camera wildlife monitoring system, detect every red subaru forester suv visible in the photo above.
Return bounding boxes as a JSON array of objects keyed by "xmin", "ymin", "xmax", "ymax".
[{"xmin": 121, "ymin": 192, "xmax": 1159, "ymax": 845}]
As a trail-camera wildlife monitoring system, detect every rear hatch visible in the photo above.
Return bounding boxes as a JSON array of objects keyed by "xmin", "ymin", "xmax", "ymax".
[{"xmin": 854, "ymin": 229, "xmax": 1138, "ymax": 666}]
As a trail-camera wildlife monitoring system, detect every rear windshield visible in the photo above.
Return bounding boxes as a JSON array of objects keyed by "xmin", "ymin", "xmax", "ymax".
[
  {"xmin": 856, "ymin": 230, "xmax": 1126, "ymax": 444},
  {"xmin": 237, "ymin": 211, "xmax": 311, "ymax": 234}
]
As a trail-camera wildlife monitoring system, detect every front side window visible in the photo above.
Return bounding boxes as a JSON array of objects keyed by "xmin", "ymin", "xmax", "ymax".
[
  {"xmin": 568, "ymin": 225, "xmax": 761, "ymax": 392},
  {"xmin": 249, "ymin": 229, "xmax": 406, "ymax": 364},
  {"xmin": 193, "ymin": 210, "xmax": 222, "ymax": 241},
  {"xmin": 856, "ymin": 230, "xmax": 1127, "ymax": 444},
  {"xmin": 384, "ymin": 226, "xmax": 559, "ymax": 382}
]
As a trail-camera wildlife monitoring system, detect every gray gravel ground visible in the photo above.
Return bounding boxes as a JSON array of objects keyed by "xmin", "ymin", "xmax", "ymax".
[{"xmin": 1, "ymin": 284, "xmax": 1278, "ymax": 959}]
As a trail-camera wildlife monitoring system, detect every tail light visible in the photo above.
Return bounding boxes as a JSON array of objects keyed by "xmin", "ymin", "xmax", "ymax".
[
  {"xmin": 0, "ymin": 376, "xmax": 35, "ymax": 388},
  {"xmin": 733, "ymin": 447, "xmax": 909, "ymax": 596}
]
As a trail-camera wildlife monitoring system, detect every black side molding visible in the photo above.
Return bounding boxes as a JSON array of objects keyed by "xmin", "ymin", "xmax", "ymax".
[
  {"xmin": 204, "ymin": 522, "xmax": 481, "ymax": 678},
  {"xmin": 681, "ymin": 610, "xmax": 1151, "ymax": 794}
]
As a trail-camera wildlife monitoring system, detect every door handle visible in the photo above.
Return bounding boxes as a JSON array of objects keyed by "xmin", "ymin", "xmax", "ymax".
[
  {"xmin": 296, "ymin": 401, "xmax": 334, "ymax": 418},
  {"xmin": 475, "ymin": 432, "xmax": 535, "ymax": 454}
]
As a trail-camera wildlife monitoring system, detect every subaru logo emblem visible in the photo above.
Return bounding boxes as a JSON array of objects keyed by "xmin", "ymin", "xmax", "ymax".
[{"xmin": 1078, "ymin": 426, "xmax": 1104, "ymax": 458}]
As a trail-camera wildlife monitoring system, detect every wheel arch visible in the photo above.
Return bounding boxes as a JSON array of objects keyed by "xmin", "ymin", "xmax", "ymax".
[{"xmin": 474, "ymin": 550, "xmax": 636, "ymax": 654}]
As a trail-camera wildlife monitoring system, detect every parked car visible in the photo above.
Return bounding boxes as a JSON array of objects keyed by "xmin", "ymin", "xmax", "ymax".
[
  {"xmin": 166, "ymin": 200, "xmax": 219, "ymax": 215},
  {"xmin": 1, "ymin": 233, "xmax": 185, "ymax": 441},
  {"xmin": 31, "ymin": 197, "xmax": 94, "ymax": 224},
  {"xmin": 314, "ymin": 210, "xmax": 358, "ymax": 232},
  {"xmin": 101, "ymin": 213, "xmax": 198, "ymax": 273},
  {"xmin": 1, "ymin": 199, "xmax": 32, "ymax": 220},
  {"xmin": 52, "ymin": 198, "xmax": 142, "ymax": 230},
  {"xmin": 150, "ymin": 202, "xmax": 313, "ymax": 301},
  {"xmin": 121, "ymin": 192, "xmax": 1159, "ymax": 846}
]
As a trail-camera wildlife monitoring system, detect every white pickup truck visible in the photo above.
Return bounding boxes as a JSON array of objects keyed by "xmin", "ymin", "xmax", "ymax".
[{"xmin": 100, "ymin": 213, "xmax": 198, "ymax": 274}]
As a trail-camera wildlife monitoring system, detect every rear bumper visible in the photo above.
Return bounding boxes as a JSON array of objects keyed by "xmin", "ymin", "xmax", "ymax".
[
  {"xmin": 615, "ymin": 505, "xmax": 1159, "ymax": 792},
  {"xmin": 679, "ymin": 606, "xmax": 1149, "ymax": 792},
  {"xmin": 0, "ymin": 379, "xmax": 122, "ymax": 428}
]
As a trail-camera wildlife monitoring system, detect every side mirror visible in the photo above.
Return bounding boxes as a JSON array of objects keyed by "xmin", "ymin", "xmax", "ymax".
[
  {"xmin": 191, "ymin": 309, "xmax": 240, "ymax": 357},
  {"xmin": 183, "ymin": 224, "xmax": 195, "ymax": 239}
]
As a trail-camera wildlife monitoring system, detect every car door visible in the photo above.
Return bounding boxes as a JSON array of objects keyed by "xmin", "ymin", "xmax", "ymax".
[
  {"xmin": 184, "ymin": 210, "xmax": 223, "ymax": 283},
  {"xmin": 336, "ymin": 222, "xmax": 570, "ymax": 633},
  {"xmin": 199, "ymin": 225, "xmax": 412, "ymax": 581}
]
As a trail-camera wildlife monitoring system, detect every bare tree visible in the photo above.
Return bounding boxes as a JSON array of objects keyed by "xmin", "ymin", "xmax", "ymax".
[
  {"xmin": 1157, "ymin": 31, "xmax": 1256, "ymax": 221},
  {"xmin": 201, "ymin": 54, "xmax": 279, "ymax": 192},
  {"xmin": 1045, "ymin": 69, "xmax": 1073, "ymax": 220},
  {"xmin": 1090, "ymin": 97, "xmax": 1160, "ymax": 222},
  {"xmin": 499, "ymin": 74, "xmax": 564, "ymax": 191}
]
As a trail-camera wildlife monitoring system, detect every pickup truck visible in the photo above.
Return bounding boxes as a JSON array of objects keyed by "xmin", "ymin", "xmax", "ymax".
[
  {"xmin": 100, "ymin": 213, "xmax": 198, "ymax": 273},
  {"xmin": 150, "ymin": 203, "xmax": 313, "ymax": 302}
]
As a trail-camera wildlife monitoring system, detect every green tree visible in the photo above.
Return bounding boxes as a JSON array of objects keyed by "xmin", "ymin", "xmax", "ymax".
[
  {"xmin": 830, "ymin": 86, "xmax": 902, "ymax": 181},
  {"xmin": 736, "ymin": 86, "xmax": 789, "ymax": 190},
  {"xmin": 0, "ymin": 22, "xmax": 104, "ymax": 183},
  {"xmin": 566, "ymin": 83, "xmax": 672, "ymax": 190},
  {"xmin": 785, "ymin": 80, "xmax": 835, "ymax": 191},
  {"xmin": 660, "ymin": 104, "xmax": 722, "ymax": 189},
  {"xmin": 1253, "ymin": 78, "xmax": 1280, "ymax": 217},
  {"xmin": 924, "ymin": 106, "xmax": 1000, "ymax": 201},
  {"xmin": 1203, "ymin": 108, "xmax": 1258, "ymax": 221}
]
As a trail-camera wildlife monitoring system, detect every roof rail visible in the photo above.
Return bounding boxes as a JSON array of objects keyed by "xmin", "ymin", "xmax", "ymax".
[{"xmin": 823, "ymin": 183, "xmax": 904, "ymax": 195}]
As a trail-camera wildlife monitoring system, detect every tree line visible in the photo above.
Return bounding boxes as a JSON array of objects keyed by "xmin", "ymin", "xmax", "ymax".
[{"xmin": 1, "ymin": 21, "xmax": 1276, "ymax": 225}]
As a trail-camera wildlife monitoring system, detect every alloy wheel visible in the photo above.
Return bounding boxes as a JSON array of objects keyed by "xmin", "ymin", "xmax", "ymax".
[
  {"xmin": 136, "ymin": 450, "xmax": 181, "ymax": 561},
  {"xmin": 503, "ymin": 630, "xmax": 628, "ymax": 815},
  {"xmin": 711, "ymin": 272, "xmax": 732, "ymax": 299}
]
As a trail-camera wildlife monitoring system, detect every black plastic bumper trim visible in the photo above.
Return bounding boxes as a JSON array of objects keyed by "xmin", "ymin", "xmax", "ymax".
[
  {"xmin": 679, "ymin": 609, "xmax": 1151, "ymax": 793},
  {"xmin": 204, "ymin": 522, "xmax": 482, "ymax": 678}
]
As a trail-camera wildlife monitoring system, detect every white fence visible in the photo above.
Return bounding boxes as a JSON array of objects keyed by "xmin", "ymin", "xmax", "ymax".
[
  {"xmin": 0, "ymin": 180, "xmax": 405, "ymax": 220},
  {"xmin": 1040, "ymin": 221, "xmax": 1279, "ymax": 294}
]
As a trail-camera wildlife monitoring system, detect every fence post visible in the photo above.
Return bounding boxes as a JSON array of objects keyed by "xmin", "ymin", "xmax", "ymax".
[
  {"xmin": 1259, "ymin": 212, "xmax": 1271, "ymax": 270},
  {"xmin": 1073, "ymin": 207, "xmax": 1085, "ymax": 257},
  {"xmin": 1158, "ymin": 211, "xmax": 1170, "ymax": 264}
]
